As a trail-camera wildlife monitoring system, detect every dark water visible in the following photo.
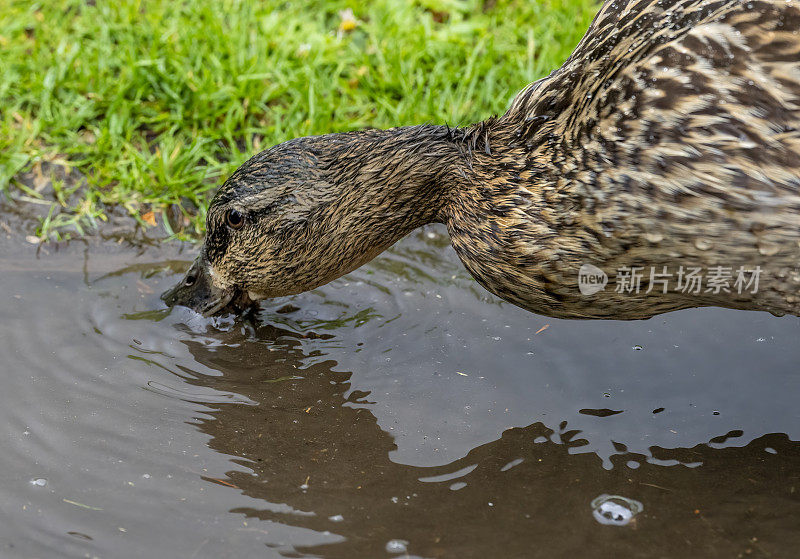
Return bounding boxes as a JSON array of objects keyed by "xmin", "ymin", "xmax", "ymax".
[{"xmin": 1, "ymin": 224, "xmax": 799, "ymax": 558}]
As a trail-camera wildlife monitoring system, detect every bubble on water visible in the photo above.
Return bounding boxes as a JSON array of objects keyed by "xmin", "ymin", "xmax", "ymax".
[
  {"xmin": 386, "ymin": 539, "xmax": 409, "ymax": 554},
  {"xmin": 29, "ymin": 478, "xmax": 47, "ymax": 487},
  {"xmin": 591, "ymin": 494, "xmax": 643, "ymax": 526},
  {"xmin": 328, "ymin": 514, "xmax": 344, "ymax": 522}
]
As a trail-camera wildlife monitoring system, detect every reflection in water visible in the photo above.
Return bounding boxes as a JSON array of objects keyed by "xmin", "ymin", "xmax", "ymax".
[{"xmin": 173, "ymin": 318, "xmax": 800, "ymax": 558}]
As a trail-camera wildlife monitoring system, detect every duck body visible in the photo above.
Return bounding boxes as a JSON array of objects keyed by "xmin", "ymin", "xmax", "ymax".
[
  {"xmin": 445, "ymin": 0, "xmax": 800, "ymax": 318},
  {"xmin": 163, "ymin": 0, "xmax": 800, "ymax": 320}
]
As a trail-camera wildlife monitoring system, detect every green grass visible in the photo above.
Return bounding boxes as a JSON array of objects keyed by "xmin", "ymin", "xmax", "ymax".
[{"xmin": 0, "ymin": 0, "xmax": 598, "ymax": 240}]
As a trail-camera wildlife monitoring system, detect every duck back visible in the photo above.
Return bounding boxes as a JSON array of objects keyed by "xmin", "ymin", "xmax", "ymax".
[{"xmin": 446, "ymin": 0, "xmax": 800, "ymax": 319}]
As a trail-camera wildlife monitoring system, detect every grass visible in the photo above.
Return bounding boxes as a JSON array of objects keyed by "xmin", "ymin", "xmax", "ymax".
[{"xmin": 0, "ymin": 0, "xmax": 598, "ymax": 240}]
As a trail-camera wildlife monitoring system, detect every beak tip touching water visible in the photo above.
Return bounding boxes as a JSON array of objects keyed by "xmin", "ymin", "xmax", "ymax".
[
  {"xmin": 159, "ymin": 257, "xmax": 222, "ymax": 315},
  {"xmin": 160, "ymin": 258, "xmax": 258, "ymax": 317}
]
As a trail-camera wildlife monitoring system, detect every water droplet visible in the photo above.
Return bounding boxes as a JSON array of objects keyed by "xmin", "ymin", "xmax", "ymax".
[
  {"xmin": 694, "ymin": 238, "xmax": 712, "ymax": 251},
  {"xmin": 591, "ymin": 494, "xmax": 643, "ymax": 526},
  {"xmin": 386, "ymin": 539, "xmax": 409, "ymax": 554},
  {"xmin": 30, "ymin": 478, "xmax": 47, "ymax": 487}
]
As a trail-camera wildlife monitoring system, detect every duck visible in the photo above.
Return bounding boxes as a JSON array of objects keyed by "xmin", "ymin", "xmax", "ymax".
[{"xmin": 162, "ymin": 0, "xmax": 800, "ymax": 320}]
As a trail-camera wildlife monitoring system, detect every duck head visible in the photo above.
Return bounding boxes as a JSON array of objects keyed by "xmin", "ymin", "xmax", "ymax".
[{"xmin": 161, "ymin": 126, "xmax": 460, "ymax": 315}]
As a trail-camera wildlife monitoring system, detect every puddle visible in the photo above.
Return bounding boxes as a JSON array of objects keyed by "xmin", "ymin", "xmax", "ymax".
[{"xmin": 1, "ymin": 224, "xmax": 799, "ymax": 558}]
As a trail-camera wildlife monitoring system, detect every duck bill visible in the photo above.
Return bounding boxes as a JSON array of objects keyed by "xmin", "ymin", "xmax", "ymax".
[{"xmin": 161, "ymin": 255, "xmax": 249, "ymax": 316}]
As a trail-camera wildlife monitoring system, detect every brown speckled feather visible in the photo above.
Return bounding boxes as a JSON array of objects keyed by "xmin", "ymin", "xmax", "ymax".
[{"xmin": 449, "ymin": 0, "xmax": 800, "ymax": 318}]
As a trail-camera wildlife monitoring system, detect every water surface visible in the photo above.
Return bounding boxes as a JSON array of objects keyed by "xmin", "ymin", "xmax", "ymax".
[{"xmin": 1, "ymin": 224, "xmax": 798, "ymax": 558}]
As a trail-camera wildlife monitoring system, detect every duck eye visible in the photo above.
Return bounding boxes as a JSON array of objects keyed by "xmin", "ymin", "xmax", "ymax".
[{"xmin": 225, "ymin": 209, "xmax": 245, "ymax": 230}]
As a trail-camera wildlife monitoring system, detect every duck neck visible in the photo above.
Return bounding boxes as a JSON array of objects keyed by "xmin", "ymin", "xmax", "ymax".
[{"xmin": 318, "ymin": 124, "xmax": 468, "ymax": 248}]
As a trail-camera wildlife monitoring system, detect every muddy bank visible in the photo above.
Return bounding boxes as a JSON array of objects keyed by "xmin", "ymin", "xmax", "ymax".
[{"xmin": 3, "ymin": 163, "xmax": 200, "ymax": 248}]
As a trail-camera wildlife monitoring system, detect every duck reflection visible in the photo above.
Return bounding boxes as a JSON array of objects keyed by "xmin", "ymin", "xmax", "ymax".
[{"xmin": 172, "ymin": 317, "xmax": 800, "ymax": 559}]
